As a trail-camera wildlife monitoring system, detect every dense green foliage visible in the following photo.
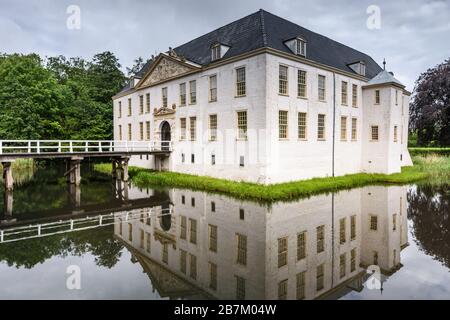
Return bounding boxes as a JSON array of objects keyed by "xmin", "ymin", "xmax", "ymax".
[
  {"xmin": 95, "ymin": 155, "xmax": 449, "ymax": 202},
  {"xmin": 0, "ymin": 52, "xmax": 127, "ymax": 140}
]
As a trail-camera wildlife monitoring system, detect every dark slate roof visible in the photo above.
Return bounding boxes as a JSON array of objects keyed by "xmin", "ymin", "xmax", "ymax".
[{"xmin": 117, "ymin": 9, "xmax": 382, "ymax": 96}]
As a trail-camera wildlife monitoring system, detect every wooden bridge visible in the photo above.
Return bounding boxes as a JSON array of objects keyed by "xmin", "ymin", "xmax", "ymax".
[{"xmin": 0, "ymin": 140, "xmax": 172, "ymax": 190}]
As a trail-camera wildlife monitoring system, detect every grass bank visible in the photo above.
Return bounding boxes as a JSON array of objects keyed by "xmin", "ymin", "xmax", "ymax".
[
  {"xmin": 409, "ymin": 147, "xmax": 450, "ymax": 156},
  {"xmin": 94, "ymin": 155, "xmax": 449, "ymax": 202}
]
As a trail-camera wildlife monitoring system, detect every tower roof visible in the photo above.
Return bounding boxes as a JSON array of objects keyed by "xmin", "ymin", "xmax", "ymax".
[{"xmin": 366, "ymin": 69, "xmax": 405, "ymax": 88}]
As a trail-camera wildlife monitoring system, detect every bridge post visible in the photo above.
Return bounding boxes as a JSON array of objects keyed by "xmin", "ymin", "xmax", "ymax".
[
  {"xmin": 2, "ymin": 161, "xmax": 14, "ymax": 191},
  {"xmin": 68, "ymin": 157, "xmax": 83, "ymax": 186},
  {"xmin": 111, "ymin": 159, "xmax": 117, "ymax": 179},
  {"xmin": 122, "ymin": 157, "xmax": 130, "ymax": 182},
  {"xmin": 4, "ymin": 189, "xmax": 13, "ymax": 217}
]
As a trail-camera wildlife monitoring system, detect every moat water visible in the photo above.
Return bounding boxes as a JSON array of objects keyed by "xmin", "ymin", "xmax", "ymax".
[{"xmin": 0, "ymin": 162, "xmax": 449, "ymax": 300}]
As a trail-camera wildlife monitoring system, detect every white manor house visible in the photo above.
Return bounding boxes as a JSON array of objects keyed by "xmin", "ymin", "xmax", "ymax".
[{"xmin": 113, "ymin": 9, "xmax": 412, "ymax": 184}]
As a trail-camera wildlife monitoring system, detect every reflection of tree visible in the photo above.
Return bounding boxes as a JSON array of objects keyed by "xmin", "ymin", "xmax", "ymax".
[
  {"xmin": 408, "ymin": 185, "xmax": 450, "ymax": 267},
  {"xmin": 0, "ymin": 225, "xmax": 123, "ymax": 269}
]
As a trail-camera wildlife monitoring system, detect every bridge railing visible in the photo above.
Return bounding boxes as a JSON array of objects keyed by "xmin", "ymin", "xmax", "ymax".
[{"xmin": 0, "ymin": 140, "xmax": 172, "ymax": 155}]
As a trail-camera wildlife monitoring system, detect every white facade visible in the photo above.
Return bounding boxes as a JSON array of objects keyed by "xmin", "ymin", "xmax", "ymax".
[
  {"xmin": 114, "ymin": 185, "xmax": 408, "ymax": 300},
  {"xmin": 113, "ymin": 50, "xmax": 412, "ymax": 184}
]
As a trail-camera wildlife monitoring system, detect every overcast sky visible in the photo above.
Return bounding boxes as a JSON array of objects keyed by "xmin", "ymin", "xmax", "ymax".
[{"xmin": 0, "ymin": 0, "xmax": 449, "ymax": 90}]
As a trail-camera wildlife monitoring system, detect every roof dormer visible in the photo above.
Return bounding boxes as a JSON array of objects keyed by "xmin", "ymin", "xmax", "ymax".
[
  {"xmin": 284, "ymin": 36, "xmax": 307, "ymax": 57},
  {"xmin": 211, "ymin": 42, "xmax": 230, "ymax": 62},
  {"xmin": 348, "ymin": 61, "xmax": 366, "ymax": 76}
]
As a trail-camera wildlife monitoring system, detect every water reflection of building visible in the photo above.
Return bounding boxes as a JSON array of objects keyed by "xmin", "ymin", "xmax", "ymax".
[{"xmin": 114, "ymin": 186, "xmax": 408, "ymax": 300}]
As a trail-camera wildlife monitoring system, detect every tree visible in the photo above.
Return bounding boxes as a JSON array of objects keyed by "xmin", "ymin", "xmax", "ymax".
[
  {"xmin": 410, "ymin": 58, "xmax": 450, "ymax": 146},
  {"xmin": 126, "ymin": 57, "xmax": 150, "ymax": 78}
]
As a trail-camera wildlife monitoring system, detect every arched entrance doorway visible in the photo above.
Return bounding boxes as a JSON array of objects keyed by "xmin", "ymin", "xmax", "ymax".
[{"xmin": 160, "ymin": 121, "xmax": 171, "ymax": 151}]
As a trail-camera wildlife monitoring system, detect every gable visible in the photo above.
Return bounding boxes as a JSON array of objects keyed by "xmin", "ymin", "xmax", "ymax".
[{"xmin": 136, "ymin": 55, "xmax": 199, "ymax": 88}]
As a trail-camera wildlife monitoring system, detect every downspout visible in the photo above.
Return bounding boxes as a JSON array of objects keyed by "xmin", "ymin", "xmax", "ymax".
[{"xmin": 332, "ymin": 72, "xmax": 336, "ymax": 177}]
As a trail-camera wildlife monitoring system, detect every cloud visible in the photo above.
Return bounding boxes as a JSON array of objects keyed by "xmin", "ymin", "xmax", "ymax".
[{"xmin": 0, "ymin": 0, "xmax": 449, "ymax": 90}]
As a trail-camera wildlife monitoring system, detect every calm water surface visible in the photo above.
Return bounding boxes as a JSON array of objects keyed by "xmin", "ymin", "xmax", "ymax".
[{"xmin": 0, "ymin": 162, "xmax": 449, "ymax": 300}]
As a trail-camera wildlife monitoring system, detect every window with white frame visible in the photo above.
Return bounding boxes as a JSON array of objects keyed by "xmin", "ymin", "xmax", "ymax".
[
  {"xmin": 295, "ymin": 38, "xmax": 306, "ymax": 56},
  {"xmin": 279, "ymin": 110, "xmax": 288, "ymax": 139},
  {"xmin": 351, "ymin": 118, "xmax": 357, "ymax": 141},
  {"xmin": 340, "ymin": 116, "xmax": 347, "ymax": 141},
  {"xmin": 189, "ymin": 80, "xmax": 197, "ymax": 104},
  {"xmin": 211, "ymin": 44, "xmax": 221, "ymax": 61},
  {"xmin": 298, "ymin": 70, "xmax": 307, "ymax": 98},
  {"xmin": 371, "ymin": 125, "xmax": 379, "ymax": 141},
  {"xmin": 318, "ymin": 75, "xmax": 326, "ymax": 101},
  {"xmin": 145, "ymin": 121, "xmax": 151, "ymax": 140},
  {"xmin": 139, "ymin": 122, "xmax": 144, "ymax": 140},
  {"xmin": 180, "ymin": 118, "xmax": 186, "ymax": 140},
  {"xmin": 298, "ymin": 112, "xmax": 307, "ymax": 139},
  {"xmin": 128, "ymin": 98, "xmax": 132, "ymax": 116},
  {"xmin": 236, "ymin": 67, "xmax": 246, "ymax": 97},
  {"xmin": 209, "ymin": 114, "xmax": 217, "ymax": 141},
  {"xmin": 179, "ymin": 83, "xmax": 186, "ymax": 106},
  {"xmin": 209, "ymin": 75, "xmax": 217, "ymax": 102},
  {"xmin": 352, "ymin": 84, "xmax": 358, "ymax": 107},
  {"xmin": 237, "ymin": 111, "xmax": 247, "ymax": 139},
  {"xmin": 127, "ymin": 123, "xmax": 132, "ymax": 141},
  {"xmin": 146, "ymin": 93, "xmax": 150, "ymax": 113},
  {"xmin": 118, "ymin": 125, "xmax": 122, "ymax": 140},
  {"xmin": 394, "ymin": 125, "xmax": 398, "ymax": 142},
  {"xmin": 190, "ymin": 117, "xmax": 196, "ymax": 141},
  {"xmin": 279, "ymin": 65, "xmax": 288, "ymax": 95},
  {"xmin": 317, "ymin": 114, "xmax": 326, "ymax": 140},
  {"xmin": 139, "ymin": 95, "xmax": 144, "ymax": 114},
  {"xmin": 375, "ymin": 90, "xmax": 380, "ymax": 104},
  {"xmin": 341, "ymin": 81, "xmax": 348, "ymax": 105},
  {"xmin": 118, "ymin": 101, "xmax": 122, "ymax": 118}
]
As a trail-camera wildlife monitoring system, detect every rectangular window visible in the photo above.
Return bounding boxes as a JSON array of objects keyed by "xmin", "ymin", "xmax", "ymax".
[
  {"xmin": 278, "ymin": 279, "xmax": 288, "ymax": 300},
  {"xmin": 179, "ymin": 83, "xmax": 186, "ymax": 106},
  {"xmin": 235, "ymin": 276, "xmax": 246, "ymax": 300},
  {"xmin": 162, "ymin": 87, "xmax": 168, "ymax": 108},
  {"xmin": 317, "ymin": 114, "xmax": 326, "ymax": 140},
  {"xmin": 118, "ymin": 125, "xmax": 122, "ymax": 141},
  {"xmin": 316, "ymin": 264, "xmax": 324, "ymax": 291},
  {"xmin": 211, "ymin": 201, "xmax": 216, "ymax": 212},
  {"xmin": 339, "ymin": 218, "xmax": 346, "ymax": 244},
  {"xmin": 297, "ymin": 231, "xmax": 306, "ymax": 260},
  {"xmin": 211, "ymin": 45, "xmax": 221, "ymax": 61},
  {"xmin": 140, "ymin": 229, "xmax": 145, "ymax": 248},
  {"xmin": 239, "ymin": 208, "xmax": 245, "ymax": 220},
  {"xmin": 209, "ymin": 75, "xmax": 217, "ymax": 102},
  {"xmin": 139, "ymin": 95, "xmax": 144, "ymax": 114},
  {"xmin": 341, "ymin": 81, "xmax": 348, "ymax": 105},
  {"xmin": 394, "ymin": 125, "xmax": 398, "ymax": 142},
  {"xmin": 350, "ymin": 248, "xmax": 356, "ymax": 272},
  {"xmin": 209, "ymin": 262, "xmax": 217, "ymax": 290},
  {"xmin": 375, "ymin": 90, "xmax": 380, "ymax": 104},
  {"xmin": 278, "ymin": 237, "xmax": 288, "ymax": 268},
  {"xmin": 191, "ymin": 154, "xmax": 195, "ymax": 164},
  {"xmin": 128, "ymin": 98, "xmax": 132, "ymax": 116},
  {"xmin": 370, "ymin": 215, "xmax": 378, "ymax": 231},
  {"xmin": 211, "ymin": 154, "xmax": 216, "ymax": 165},
  {"xmin": 279, "ymin": 110, "xmax": 288, "ymax": 139},
  {"xmin": 239, "ymin": 156, "xmax": 245, "ymax": 167},
  {"xmin": 236, "ymin": 233, "xmax": 247, "ymax": 266},
  {"xmin": 371, "ymin": 125, "xmax": 379, "ymax": 141},
  {"xmin": 237, "ymin": 111, "xmax": 247, "ymax": 139},
  {"xmin": 395, "ymin": 90, "xmax": 398, "ymax": 105},
  {"xmin": 128, "ymin": 223, "xmax": 132, "ymax": 242},
  {"xmin": 180, "ymin": 118, "xmax": 186, "ymax": 140},
  {"xmin": 296, "ymin": 272, "xmax": 306, "ymax": 300},
  {"xmin": 146, "ymin": 232, "xmax": 151, "ymax": 253},
  {"xmin": 180, "ymin": 216, "xmax": 187, "ymax": 240},
  {"xmin": 351, "ymin": 118, "xmax": 357, "ymax": 141},
  {"xmin": 190, "ymin": 117, "xmax": 196, "ymax": 141},
  {"xmin": 146, "ymin": 93, "xmax": 150, "ymax": 113},
  {"xmin": 209, "ymin": 224, "xmax": 218, "ymax": 252},
  {"xmin": 279, "ymin": 65, "xmax": 288, "ymax": 95},
  {"xmin": 139, "ymin": 122, "xmax": 144, "ymax": 141},
  {"xmin": 350, "ymin": 215, "xmax": 356, "ymax": 240},
  {"xmin": 145, "ymin": 121, "xmax": 151, "ymax": 140},
  {"xmin": 209, "ymin": 114, "xmax": 217, "ymax": 141},
  {"xmin": 340, "ymin": 116, "xmax": 347, "ymax": 141},
  {"xmin": 297, "ymin": 70, "xmax": 307, "ymax": 98},
  {"xmin": 189, "ymin": 253, "xmax": 197, "ymax": 279},
  {"xmin": 317, "ymin": 225, "xmax": 324, "ymax": 253},
  {"xmin": 236, "ymin": 67, "xmax": 246, "ymax": 96},
  {"xmin": 189, "ymin": 80, "xmax": 196, "ymax": 104},
  {"xmin": 118, "ymin": 101, "xmax": 122, "ymax": 118},
  {"xmin": 180, "ymin": 249, "xmax": 187, "ymax": 274},
  {"xmin": 298, "ymin": 112, "xmax": 307, "ymax": 139},
  {"xmin": 340, "ymin": 253, "xmax": 346, "ymax": 278},
  {"xmin": 352, "ymin": 84, "xmax": 358, "ymax": 107},
  {"xmin": 318, "ymin": 75, "xmax": 326, "ymax": 101},
  {"xmin": 189, "ymin": 218, "xmax": 197, "ymax": 244},
  {"xmin": 127, "ymin": 123, "xmax": 132, "ymax": 141}
]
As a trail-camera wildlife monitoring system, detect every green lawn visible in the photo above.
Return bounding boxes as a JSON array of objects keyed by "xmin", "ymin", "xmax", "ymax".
[{"xmin": 94, "ymin": 154, "xmax": 449, "ymax": 202}]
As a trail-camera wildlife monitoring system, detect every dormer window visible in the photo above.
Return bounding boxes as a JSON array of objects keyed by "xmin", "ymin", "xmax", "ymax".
[
  {"xmin": 211, "ymin": 44, "xmax": 221, "ymax": 61},
  {"xmin": 348, "ymin": 61, "xmax": 366, "ymax": 76},
  {"xmin": 295, "ymin": 38, "xmax": 306, "ymax": 56}
]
